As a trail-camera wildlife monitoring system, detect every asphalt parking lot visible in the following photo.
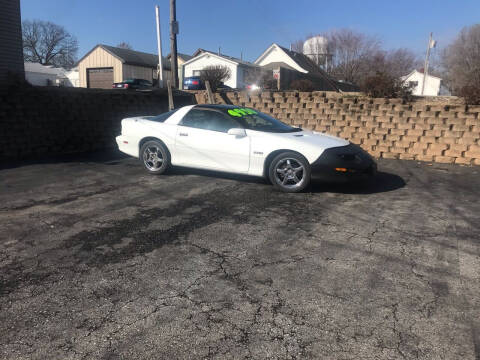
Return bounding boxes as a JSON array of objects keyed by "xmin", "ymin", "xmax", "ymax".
[{"xmin": 1, "ymin": 152, "xmax": 479, "ymax": 359}]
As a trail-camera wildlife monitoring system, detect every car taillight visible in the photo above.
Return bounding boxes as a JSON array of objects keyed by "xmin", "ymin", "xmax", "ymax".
[
  {"xmin": 112, "ymin": 84, "xmax": 115, "ymax": 88},
  {"xmin": 192, "ymin": 80, "xmax": 199, "ymax": 85},
  {"xmin": 124, "ymin": 84, "xmax": 129, "ymax": 89}
]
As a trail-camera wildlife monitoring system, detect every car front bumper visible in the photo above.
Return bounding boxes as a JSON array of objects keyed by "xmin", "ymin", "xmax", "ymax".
[{"xmin": 310, "ymin": 143, "xmax": 377, "ymax": 183}]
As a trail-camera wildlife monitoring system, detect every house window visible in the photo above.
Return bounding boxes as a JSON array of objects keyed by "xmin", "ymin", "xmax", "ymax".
[
  {"xmin": 409, "ymin": 81, "xmax": 418, "ymax": 88},
  {"xmin": 192, "ymin": 70, "xmax": 202, "ymax": 76}
]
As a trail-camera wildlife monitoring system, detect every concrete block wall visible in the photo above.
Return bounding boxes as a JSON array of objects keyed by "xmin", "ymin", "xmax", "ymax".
[
  {"xmin": 193, "ymin": 91, "xmax": 480, "ymax": 166},
  {"xmin": 0, "ymin": 86, "xmax": 195, "ymax": 161}
]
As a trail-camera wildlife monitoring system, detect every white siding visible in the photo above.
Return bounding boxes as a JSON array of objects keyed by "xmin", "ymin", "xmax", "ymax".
[
  {"xmin": 403, "ymin": 70, "xmax": 442, "ymax": 96},
  {"xmin": 25, "ymin": 71, "xmax": 59, "ymax": 86},
  {"xmin": 183, "ymin": 54, "xmax": 238, "ymax": 88},
  {"xmin": 65, "ymin": 69, "xmax": 80, "ymax": 87}
]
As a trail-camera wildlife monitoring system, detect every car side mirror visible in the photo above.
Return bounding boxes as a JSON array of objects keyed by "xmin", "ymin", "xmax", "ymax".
[{"xmin": 227, "ymin": 128, "xmax": 247, "ymax": 138}]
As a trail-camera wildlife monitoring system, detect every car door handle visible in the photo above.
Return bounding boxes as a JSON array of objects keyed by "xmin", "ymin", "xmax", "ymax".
[{"xmin": 179, "ymin": 132, "xmax": 188, "ymax": 137}]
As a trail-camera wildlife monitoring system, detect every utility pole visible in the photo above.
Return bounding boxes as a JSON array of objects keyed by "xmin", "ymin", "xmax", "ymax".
[
  {"xmin": 169, "ymin": 0, "xmax": 179, "ymax": 89},
  {"xmin": 421, "ymin": 32, "xmax": 435, "ymax": 96},
  {"xmin": 155, "ymin": 5, "xmax": 164, "ymax": 88}
]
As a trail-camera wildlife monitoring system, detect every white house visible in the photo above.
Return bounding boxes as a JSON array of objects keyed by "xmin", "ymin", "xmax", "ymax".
[
  {"xmin": 254, "ymin": 43, "xmax": 320, "ymax": 74},
  {"xmin": 64, "ymin": 67, "xmax": 80, "ymax": 87},
  {"xmin": 24, "ymin": 62, "xmax": 79, "ymax": 87},
  {"xmin": 182, "ymin": 51, "xmax": 258, "ymax": 89},
  {"xmin": 254, "ymin": 43, "xmax": 350, "ymax": 92},
  {"xmin": 402, "ymin": 69, "xmax": 450, "ymax": 96}
]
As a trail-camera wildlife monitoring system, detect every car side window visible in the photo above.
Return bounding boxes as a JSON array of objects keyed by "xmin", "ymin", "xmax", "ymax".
[{"xmin": 180, "ymin": 109, "xmax": 241, "ymax": 133}]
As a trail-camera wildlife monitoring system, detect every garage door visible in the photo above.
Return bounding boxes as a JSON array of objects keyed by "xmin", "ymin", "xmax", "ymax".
[{"xmin": 87, "ymin": 68, "xmax": 114, "ymax": 89}]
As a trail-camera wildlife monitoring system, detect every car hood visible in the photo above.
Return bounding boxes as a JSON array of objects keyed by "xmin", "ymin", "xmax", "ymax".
[{"xmin": 257, "ymin": 129, "xmax": 349, "ymax": 149}]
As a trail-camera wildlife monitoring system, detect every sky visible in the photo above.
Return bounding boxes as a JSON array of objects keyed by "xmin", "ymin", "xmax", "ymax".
[{"xmin": 20, "ymin": 0, "xmax": 480, "ymax": 62}]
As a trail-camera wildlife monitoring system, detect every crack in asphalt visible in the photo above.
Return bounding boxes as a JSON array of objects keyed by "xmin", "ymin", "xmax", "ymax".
[{"xmin": 1, "ymin": 158, "xmax": 479, "ymax": 359}]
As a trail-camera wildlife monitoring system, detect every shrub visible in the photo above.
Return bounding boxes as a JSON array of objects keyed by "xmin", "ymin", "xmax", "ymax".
[
  {"xmin": 289, "ymin": 79, "xmax": 315, "ymax": 92},
  {"xmin": 361, "ymin": 71, "xmax": 413, "ymax": 101},
  {"xmin": 200, "ymin": 65, "xmax": 231, "ymax": 91},
  {"xmin": 459, "ymin": 85, "xmax": 480, "ymax": 105}
]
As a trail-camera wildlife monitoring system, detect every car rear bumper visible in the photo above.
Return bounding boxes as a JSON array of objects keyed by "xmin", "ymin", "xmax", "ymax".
[
  {"xmin": 116, "ymin": 135, "xmax": 139, "ymax": 158},
  {"xmin": 310, "ymin": 144, "xmax": 377, "ymax": 183}
]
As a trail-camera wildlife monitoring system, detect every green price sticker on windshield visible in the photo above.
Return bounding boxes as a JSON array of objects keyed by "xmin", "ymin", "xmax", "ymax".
[{"xmin": 228, "ymin": 108, "xmax": 257, "ymax": 117}]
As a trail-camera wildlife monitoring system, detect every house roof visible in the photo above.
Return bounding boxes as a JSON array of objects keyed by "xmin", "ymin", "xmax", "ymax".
[
  {"xmin": 77, "ymin": 45, "xmax": 171, "ymax": 70},
  {"xmin": 192, "ymin": 48, "xmax": 208, "ymax": 57},
  {"xmin": 167, "ymin": 52, "xmax": 193, "ymax": 62},
  {"xmin": 183, "ymin": 51, "xmax": 258, "ymax": 69},
  {"xmin": 24, "ymin": 62, "xmax": 66, "ymax": 76},
  {"xmin": 255, "ymin": 43, "xmax": 341, "ymax": 91},
  {"xmin": 276, "ymin": 44, "xmax": 324, "ymax": 74},
  {"xmin": 255, "ymin": 43, "xmax": 323, "ymax": 74},
  {"xmin": 401, "ymin": 69, "xmax": 442, "ymax": 81},
  {"xmin": 190, "ymin": 48, "xmax": 255, "ymax": 67}
]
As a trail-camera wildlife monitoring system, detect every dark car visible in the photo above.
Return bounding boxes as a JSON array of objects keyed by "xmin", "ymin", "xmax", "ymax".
[
  {"xmin": 113, "ymin": 79, "xmax": 153, "ymax": 90},
  {"xmin": 183, "ymin": 76, "xmax": 204, "ymax": 90}
]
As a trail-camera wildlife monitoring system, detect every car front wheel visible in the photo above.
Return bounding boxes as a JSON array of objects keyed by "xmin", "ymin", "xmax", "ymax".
[
  {"xmin": 268, "ymin": 152, "xmax": 311, "ymax": 193},
  {"xmin": 140, "ymin": 140, "xmax": 170, "ymax": 175}
]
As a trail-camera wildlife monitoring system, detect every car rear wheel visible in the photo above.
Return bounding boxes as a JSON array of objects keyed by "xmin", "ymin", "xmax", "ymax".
[
  {"xmin": 140, "ymin": 140, "xmax": 170, "ymax": 175},
  {"xmin": 269, "ymin": 152, "xmax": 311, "ymax": 193}
]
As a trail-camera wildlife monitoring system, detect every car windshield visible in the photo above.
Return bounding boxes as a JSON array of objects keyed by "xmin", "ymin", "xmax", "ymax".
[{"xmin": 222, "ymin": 107, "xmax": 301, "ymax": 133}]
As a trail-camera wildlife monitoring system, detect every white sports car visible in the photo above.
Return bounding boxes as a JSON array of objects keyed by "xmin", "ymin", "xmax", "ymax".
[{"xmin": 116, "ymin": 104, "xmax": 376, "ymax": 192}]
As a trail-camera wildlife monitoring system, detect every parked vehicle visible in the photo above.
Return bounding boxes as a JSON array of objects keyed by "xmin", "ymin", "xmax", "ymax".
[
  {"xmin": 116, "ymin": 104, "xmax": 376, "ymax": 192},
  {"xmin": 183, "ymin": 76, "xmax": 204, "ymax": 90},
  {"xmin": 246, "ymin": 84, "xmax": 261, "ymax": 91},
  {"xmin": 113, "ymin": 78, "xmax": 153, "ymax": 90}
]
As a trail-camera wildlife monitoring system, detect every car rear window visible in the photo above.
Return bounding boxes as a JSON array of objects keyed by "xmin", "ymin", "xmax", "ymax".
[{"xmin": 145, "ymin": 108, "xmax": 179, "ymax": 122}]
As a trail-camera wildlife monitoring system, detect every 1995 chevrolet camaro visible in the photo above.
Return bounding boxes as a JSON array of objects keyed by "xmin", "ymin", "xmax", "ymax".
[{"xmin": 116, "ymin": 104, "xmax": 377, "ymax": 192}]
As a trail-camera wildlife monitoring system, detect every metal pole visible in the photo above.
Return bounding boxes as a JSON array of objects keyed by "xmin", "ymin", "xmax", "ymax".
[
  {"xmin": 421, "ymin": 32, "xmax": 432, "ymax": 96},
  {"xmin": 170, "ymin": 0, "xmax": 179, "ymax": 89},
  {"xmin": 155, "ymin": 5, "xmax": 163, "ymax": 88}
]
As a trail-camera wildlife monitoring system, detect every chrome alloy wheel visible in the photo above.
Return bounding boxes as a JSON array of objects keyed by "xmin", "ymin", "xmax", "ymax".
[
  {"xmin": 274, "ymin": 158, "xmax": 305, "ymax": 189},
  {"xmin": 143, "ymin": 145, "xmax": 164, "ymax": 171}
]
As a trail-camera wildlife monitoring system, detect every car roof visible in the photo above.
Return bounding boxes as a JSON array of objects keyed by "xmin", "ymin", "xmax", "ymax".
[{"xmin": 194, "ymin": 104, "xmax": 247, "ymax": 110}]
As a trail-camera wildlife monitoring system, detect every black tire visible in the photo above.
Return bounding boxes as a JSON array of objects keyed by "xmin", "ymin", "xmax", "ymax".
[
  {"xmin": 139, "ymin": 140, "xmax": 170, "ymax": 175},
  {"xmin": 268, "ymin": 151, "xmax": 311, "ymax": 193}
]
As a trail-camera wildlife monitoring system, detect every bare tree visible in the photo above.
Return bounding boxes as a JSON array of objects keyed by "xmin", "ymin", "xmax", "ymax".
[
  {"xmin": 200, "ymin": 65, "xmax": 231, "ymax": 91},
  {"xmin": 292, "ymin": 29, "xmax": 420, "ymax": 86},
  {"xmin": 359, "ymin": 48, "xmax": 420, "ymax": 78},
  {"xmin": 117, "ymin": 42, "xmax": 133, "ymax": 50},
  {"xmin": 22, "ymin": 20, "xmax": 78, "ymax": 68},
  {"xmin": 384, "ymin": 48, "xmax": 421, "ymax": 78},
  {"xmin": 291, "ymin": 39, "xmax": 304, "ymax": 53},
  {"xmin": 443, "ymin": 24, "xmax": 480, "ymax": 94},
  {"xmin": 325, "ymin": 29, "xmax": 381, "ymax": 84}
]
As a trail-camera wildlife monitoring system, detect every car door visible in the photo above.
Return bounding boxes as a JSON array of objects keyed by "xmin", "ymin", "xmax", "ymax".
[{"xmin": 175, "ymin": 108, "xmax": 250, "ymax": 173}]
